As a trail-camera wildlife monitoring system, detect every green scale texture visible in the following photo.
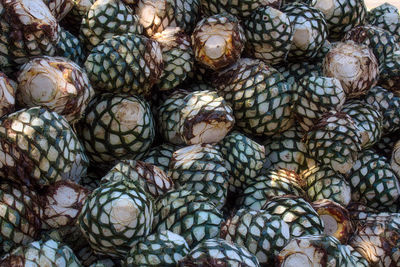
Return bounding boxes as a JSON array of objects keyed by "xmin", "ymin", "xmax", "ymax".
[
  {"xmin": 379, "ymin": 50, "xmax": 400, "ymax": 95},
  {"xmin": 304, "ymin": 112, "xmax": 362, "ymax": 174},
  {"xmin": 348, "ymin": 150, "xmax": 400, "ymax": 211},
  {"xmin": 221, "ymin": 208, "xmax": 291, "ymax": 265},
  {"xmin": 262, "ymin": 126, "xmax": 316, "ymax": 174},
  {"xmin": 153, "ymin": 189, "xmax": 224, "ymax": 249},
  {"xmin": 169, "ymin": 144, "xmax": 229, "ymax": 209},
  {"xmin": 0, "ymin": 239, "xmax": 82, "ymax": 267},
  {"xmin": 78, "ymin": 180, "xmax": 154, "ymax": 257},
  {"xmin": 0, "ymin": 183, "xmax": 42, "ymax": 253},
  {"xmin": 343, "ymin": 25, "xmax": 400, "ymax": 70},
  {"xmin": 200, "ymin": 0, "xmax": 281, "ymax": 17},
  {"xmin": 56, "ymin": 28, "xmax": 86, "ymax": 65},
  {"xmin": 219, "ymin": 132, "xmax": 265, "ymax": 193},
  {"xmin": 80, "ymin": 93, "xmax": 155, "ymax": 164},
  {"xmin": 262, "ymin": 196, "xmax": 324, "ymax": 238},
  {"xmin": 310, "ymin": 0, "xmax": 367, "ymax": 40},
  {"xmin": 84, "ymin": 34, "xmax": 163, "ymax": 97},
  {"xmin": 213, "ymin": 58, "xmax": 294, "ymax": 136},
  {"xmin": 179, "ymin": 238, "xmax": 260, "ymax": 266},
  {"xmin": 293, "ymin": 76, "xmax": 346, "ymax": 132},
  {"xmin": 367, "ymin": 3, "xmax": 400, "ymax": 42},
  {"xmin": 80, "ymin": 0, "xmax": 143, "ymax": 51},
  {"xmin": 281, "ymin": 3, "xmax": 328, "ymax": 61},
  {"xmin": 240, "ymin": 168, "xmax": 305, "ymax": 210},
  {"xmin": 143, "ymin": 143, "xmax": 181, "ymax": 173},
  {"xmin": 342, "ymin": 100, "xmax": 383, "ymax": 149},
  {"xmin": 0, "ymin": 107, "xmax": 88, "ymax": 188},
  {"xmin": 123, "ymin": 230, "xmax": 190, "ymax": 267},
  {"xmin": 303, "ymin": 165, "xmax": 351, "ymax": 207},
  {"xmin": 244, "ymin": 6, "xmax": 293, "ymax": 65},
  {"xmin": 365, "ymin": 86, "xmax": 400, "ymax": 134}
]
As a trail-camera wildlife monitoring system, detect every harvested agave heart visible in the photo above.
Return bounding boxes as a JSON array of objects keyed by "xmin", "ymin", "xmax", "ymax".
[
  {"xmin": 365, "ymin": 86, "xmax": 400, "ymax": 134},
  {"xmin": 304, "ymin": 111, "xmax": 362, "ymax": 174},
  {"xmin": 379, "ymin": 50, "xmax": 400, "ymax": 96},
  {"xmin": 221, "ymin": 209, "xmax": 290, "ymax": 265},
  {"xmin": 78, "ymin": 180, "xmax": 154, "ymax": 257},
  {"xmin": 191, "ymin": 13, "xmax": 246, "ymax": 71},
  {"xmin": 323, "ymin": 41, "xmax": 379, "ymax": 99},
  {"xmin": 17, "ymin": 56, "xmax": 95, "ymax": 124},
  {"xmin": 281, "ymin": 3, "xmax": 328, "ymax": 61},
  {"xmin": 0, "ymin": 0, "xmax": 60, "ymax": 69},
  {"xmin": 153, "ymin": 189, "xmax": 224, "ymax": 248},
  {"xmin": 348, "ymin": 150, "xmax": 400, "ymax": 211},
  {"xmin": 153, "ymin": 27, "xmax": 194, "ymax": 91},
  {"xmin": 342, "ymin": 100, "xmax": 383, "ymax": 149},
  {"xmin": 343, "ymin": 25, "xmax": 400, "ymax": 69},
  {"xmin": 80, "ymin": 0, "xmax": 143, "ymax": 51},
  {"xmin": 0, "ymin": 72, "xmax": 15, "ymax": 118},
  {"xmin": 262, "ymin": 126, "xmax": 316, "ymax": 174},
  {"xmin": 169, "ymin": 144, "xmax": 229, "ymax": 209},
  {"xmin": 367, "ymin": 3, "xmax": 400, "ymax": 43},
  {"xmin": 135, "ymin": 0, "xmax": 200, "ymax": 37},
  {"xmin": 261, "ymin": 196, "xmax": 325, "ymax": 238},
  {"xmin": 80, "ymin": 93, "xmax": 155, "ymax": 164},
  {"xmin": 0, "ymin": 107, "xmax": 89, "ymax": 188},
  {"xmin": 157, "ymin": 90, "xmax": 235, "ymax": 145},
  {"xmin": 219, "ymin": 132, "xmax": 266, "ymax": 193},
  {"xmin": 212, "ymin": 58, "xmax": 294, "ymax": 137},
  {"xmin": 84, "ymin": 34, "xmax": 163, "ymax": 97},
  {"xmin": 243, "ymin": 6, "xmax": 293, "ymax": 65},
  {"xmin": 124, "ymin": 230, "xmax": 190, "ymax": 266},
  {"xmin": 293, "ymin": 76, "xmax": 346, "ymax": 132},
  {"xmin": 240, "ymin": 168, "xmax": 305, "ymax": 210},
  {"xmin": 310, "ymin": 0, "xmax": 367, "ymax": 40}
]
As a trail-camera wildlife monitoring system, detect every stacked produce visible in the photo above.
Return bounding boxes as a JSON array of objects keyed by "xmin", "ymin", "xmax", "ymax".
[{"xmin": 0, "ymin": 0, "xmax": 400, "ymax": 266}]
